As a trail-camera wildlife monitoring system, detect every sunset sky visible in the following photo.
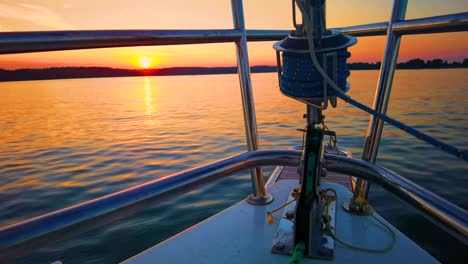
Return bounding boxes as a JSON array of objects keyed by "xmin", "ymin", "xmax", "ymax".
[{"xmin": 0, "ymin": 0, "xmax": 467, "ymax": 70}]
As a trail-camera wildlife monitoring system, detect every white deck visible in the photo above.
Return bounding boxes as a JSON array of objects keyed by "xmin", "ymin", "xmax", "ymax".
[{"xmin": 124, "ymin": 180, "xmax": 438, "ymax": 264}]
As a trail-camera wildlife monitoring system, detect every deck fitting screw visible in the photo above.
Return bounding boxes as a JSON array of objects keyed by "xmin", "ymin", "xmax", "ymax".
[
  {"xmin": 319, "ymin": 246, "xmax": 331, "ymax": 256},
  {"xmin": 274, "ymin": 241, "xmax": 286, "ymax": 250},
  {"xmin": 321, "ymin": 237, "xmax": 328, "ymax": 244},
  {"xmin": 321, "ymin": 167, "xmax": 327, "ymax": 177},
  {"xmin": 291, "ymin": 188, "xmax": 299, "ymax": 198},
  {"xmin": 285, "ymin": 210, "xmax": 295, "ymax": 219}
]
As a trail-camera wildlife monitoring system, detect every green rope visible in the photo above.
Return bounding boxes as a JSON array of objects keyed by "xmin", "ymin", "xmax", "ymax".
[{"xmin": 289, "ymin": 241, "xmax": 305, "ymax": 264}]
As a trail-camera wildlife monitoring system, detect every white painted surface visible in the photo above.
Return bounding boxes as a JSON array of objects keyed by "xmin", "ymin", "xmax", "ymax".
[{"xmin": 124, "ymin": 180, "xmax": 438, "ymax": 264}]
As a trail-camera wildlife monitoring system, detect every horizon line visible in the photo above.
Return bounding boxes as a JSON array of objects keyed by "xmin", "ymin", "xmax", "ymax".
[
  {"xmin": 0, "ymin": 57, "xmax": 468, "ymax": 71},
  {"xmin": 1, "ymin": 56, "xmax": 467, "ymax": 71}
]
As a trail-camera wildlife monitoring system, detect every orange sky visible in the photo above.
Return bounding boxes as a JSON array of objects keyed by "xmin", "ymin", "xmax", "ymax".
[{"xmin": 0, "ymin": 0, "xmax": 467, "ymax": 70}]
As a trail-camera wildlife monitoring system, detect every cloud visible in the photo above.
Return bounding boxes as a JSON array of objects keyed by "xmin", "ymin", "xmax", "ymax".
[{"xmin": 0, "ymin": 2, "xmax": 75, "ymax": 30}]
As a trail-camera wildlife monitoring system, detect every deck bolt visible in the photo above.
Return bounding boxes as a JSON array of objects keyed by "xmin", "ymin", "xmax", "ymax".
[
  {"xmin": 285, "ymin": 210, "xmax": 295, "ymax": 219},
  {"xmin": 274, "ymin": 241, "xmax": 286, "ymax": 250},
  {"xmin": 321, "ymin": 237, "xmax": 328, "ymax": 244},
  {"xmin": 318, "ymin": 246, "xmax": 331, "ymax": 256},
  {"xmin": 321, "ymin": 167, "xmax": 327, "ymax": 177},
  {"xmin": 291, "ymin": 189, "xmax": 298, "ymax": 195}
]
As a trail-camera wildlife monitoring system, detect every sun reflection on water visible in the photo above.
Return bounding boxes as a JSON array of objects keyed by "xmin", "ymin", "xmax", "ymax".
[{"xmin": 144, "ymin": 77, "xmax": 153, "ymax": 115}]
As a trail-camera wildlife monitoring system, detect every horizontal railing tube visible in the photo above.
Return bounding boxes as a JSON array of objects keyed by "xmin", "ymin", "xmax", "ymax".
[
  {"xmin": 0, "ymin": 29, "xmax": 243, "ymax": 54},
  {"xmin": 246, "ymin": 29, "xmax": 289, "ymax": 41},
  {"xmin": 392, "ymin": 12, "xmax": 468, "ymax": 35},
  {"xmin": 336, "ymin": 12, "xmax": 468, "ymax": 36},
  {"xmin": 326, "ymin": 154, "xmax": 468, "ymax": 245},
  {"xmin": 1, "ymin": 12, "xmax": 466, "ymax": 54},
  {"xmin": 0, "ymin": 150, "xmax": 301, "ymax": 248},
  {"xmin": 335, "ymin": 22, "xmax": 389, "ymax": 37},
  {"xmin": 0, "ymin": 29, "xmax": 292, "ymax": 55},
  {"xmin": 0, "ymin": 151, "xmax": 466, "ymax": 248}
]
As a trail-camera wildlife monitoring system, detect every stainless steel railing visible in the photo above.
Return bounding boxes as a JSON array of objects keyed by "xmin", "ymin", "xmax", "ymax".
[
  {"xmin": 0, "ymin": 150, "xmax": 466, "ymax": 248},
  {"xmin": 355, "ymin": 0, "xmax": 408, "ymax": 200},
  {"xmin": 1, "ymin": 12, "xmax": 467, "ymax": 54},
  {"xmin": 232, "ymin": 0, "xmax": 271, "ymax": 205},
  {"xmin": 0, "ymin": 0, "xmax": 467, "ymax": 249},
  {"xmin": 354, "ymin": 1, "xmax": 467, "ymax": 200},
  {"xmin": 329, "ymin": 155, "xmax": 468, "ymax": 245},
  {"xmin": 0, "ymin": 150, "xmax": 299, "ymax": 248},
  {"xmin": 1, "ymin": 13, "xmax": 467, "ymax": 54},
  {"xmin": 0, "ymin": 3, "xmax": 466, "ymax": 201},
  {"xmin": 335, "ymin": 12, "xmax": 468, "ymax": 36}
]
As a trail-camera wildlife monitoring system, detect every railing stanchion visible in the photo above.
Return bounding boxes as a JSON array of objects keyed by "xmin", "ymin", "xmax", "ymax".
[
  {"xmin": 355, "ymin": 0, "xmax": 408, "ymax": 200},
  {"xmin": 231, "ymin": 0, "xmax": 273, "ymax": 205}
]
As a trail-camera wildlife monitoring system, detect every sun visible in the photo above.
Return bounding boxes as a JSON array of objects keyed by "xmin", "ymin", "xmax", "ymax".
[{"xmin": 138, "ymin": 56, "xmax": 154, "ymax": 69}]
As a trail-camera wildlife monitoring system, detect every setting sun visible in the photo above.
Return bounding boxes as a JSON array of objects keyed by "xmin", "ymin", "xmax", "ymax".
[{"xmin": 138, "ymin": 56, "xmax": 154, "ymax": 69}]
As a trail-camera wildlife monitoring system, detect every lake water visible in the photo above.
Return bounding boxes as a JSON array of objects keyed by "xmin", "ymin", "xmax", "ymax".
[{"xmin": 0, "ymin": 70, "xmax": 466, "ymax": 263}]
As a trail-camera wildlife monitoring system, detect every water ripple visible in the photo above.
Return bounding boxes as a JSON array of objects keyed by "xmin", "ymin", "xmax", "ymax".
[{"xmin": 0, "ymin": 70, "xmax": 466, "ymax": 263}]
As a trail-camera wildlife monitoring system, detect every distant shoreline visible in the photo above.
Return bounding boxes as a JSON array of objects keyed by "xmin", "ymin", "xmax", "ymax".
[{"xmin": 1, "ymin": 59, "xmax": 467, "ymax": 82}]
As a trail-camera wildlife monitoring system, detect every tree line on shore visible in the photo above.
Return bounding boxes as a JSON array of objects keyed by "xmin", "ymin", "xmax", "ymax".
[
  {"xmin": 1, "ymin": 58, "xmax": 467, "ymax": 82},
  {"xmin": 349, "ymin": 58, "xmax": 468, "ymax": 70}
]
